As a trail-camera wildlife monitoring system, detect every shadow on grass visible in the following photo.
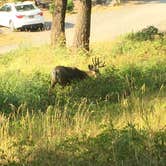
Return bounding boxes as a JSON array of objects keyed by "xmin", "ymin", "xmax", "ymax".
[
  {"xmin": 44, "ymin": 21, "xmax": 74, "ymax": 31},
  {"xmin": 122, "ymin": 0, "xmax": 166, "ymax": 5},
  {"xmin": 9, "ymin": 125, "xmax": 164, "ymax": 166},
  {"xmin": 15, "ymin": 21, "xmax": 74, "ymax": 32},
  {"xmin": 135, "ymin": 0, "xmax": 166, "ymax": 4},
  {"xmin": 94, "ymin": 0, "xmax": 166, "ymax": 6}
]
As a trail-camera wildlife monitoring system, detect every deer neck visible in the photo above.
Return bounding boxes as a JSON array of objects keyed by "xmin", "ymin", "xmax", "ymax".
[{"xmin": 86, "ymin": 70, "xmax": 98, "ymax": 78}]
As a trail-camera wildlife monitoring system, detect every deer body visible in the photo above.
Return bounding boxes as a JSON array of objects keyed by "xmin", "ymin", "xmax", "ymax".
[
  {"xmin": 50, "ymin": 58, "xmax": 105, "ymax": 88},
  {"xmin": 51, "ymin": 66, "xmax": 88, "ymax": 87}
]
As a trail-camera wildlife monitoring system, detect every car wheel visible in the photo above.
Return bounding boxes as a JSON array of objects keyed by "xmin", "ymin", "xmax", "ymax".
[
  {"xmin": 9, "ymin": 21, "xmax": 15, "ymax": 32},
  {"xmin": 39, "ymin": 24, "xmax": 44, "ymax": 31}
]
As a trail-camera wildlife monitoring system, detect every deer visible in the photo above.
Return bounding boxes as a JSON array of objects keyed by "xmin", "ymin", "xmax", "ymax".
[{"xmin": 49, "ymin": 57, "xmax": 105, "ymax": 90}]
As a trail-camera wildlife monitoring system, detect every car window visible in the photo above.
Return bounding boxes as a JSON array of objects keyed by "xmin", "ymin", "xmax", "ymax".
[
  {"xmin": 0, "ymin": 5, "xmax": 12, "ymax": 12},
  {"xmin": 15, "ymin": 4, "xmax": 35, "ymax": 12}
]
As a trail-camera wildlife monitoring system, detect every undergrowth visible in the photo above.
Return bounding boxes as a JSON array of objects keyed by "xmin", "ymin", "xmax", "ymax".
[{"xmin": 0, "ymin": 32, "xmax": 165, "ymax": 165}]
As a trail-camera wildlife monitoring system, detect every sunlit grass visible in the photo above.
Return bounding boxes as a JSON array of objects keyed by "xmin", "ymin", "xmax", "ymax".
[
  {"xmin": 0, "ymin": 30, "xmax": 25, "ymax": 45},
  {"xmin": 0, "ymin": 34, "xmax": 165, "ymax": 165},
  {"xmin": 1, "ymin": 35, "xmax": 166, "ymax": 73}
]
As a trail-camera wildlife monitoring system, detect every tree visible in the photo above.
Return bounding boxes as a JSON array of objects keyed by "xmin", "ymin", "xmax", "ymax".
[
  {"xmin": 111, "ymin": 0, "xmax": 121, "ymax": 6},
  {"xmin": 73, "ymin": 0, "xmax": 92, "ymax": 51},
  {"xmin": 51, "ymin": 0, "xmax": 67, "ymax": 46}
]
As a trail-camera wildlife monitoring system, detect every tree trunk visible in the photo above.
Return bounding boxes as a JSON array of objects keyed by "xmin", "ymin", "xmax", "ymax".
[
  {"xmin": 111, "ymin": 0, "xmax": 121, "ymax": 6},
  {"xmin": 51, "ymin": 0, "xmax": 67, "ymax": 47},
  {"xmin": 73, "ymin": 0, "xmax": 92, "ymax": 51}
]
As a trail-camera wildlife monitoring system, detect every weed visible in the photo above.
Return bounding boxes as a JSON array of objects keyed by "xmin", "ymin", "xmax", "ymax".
[{"xmin": 127, "ymin": 26, "xmax": 164, "ymax": 41}]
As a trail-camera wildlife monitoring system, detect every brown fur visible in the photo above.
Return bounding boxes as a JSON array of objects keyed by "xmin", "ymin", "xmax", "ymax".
[{"xmin": 50, "ymin": 57, "xmax": 105, "ymax": 89}]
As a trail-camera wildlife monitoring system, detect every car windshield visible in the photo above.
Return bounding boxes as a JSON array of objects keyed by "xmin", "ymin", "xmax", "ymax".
[{"xmin": 15, "ymin": 4, "xmax": 35, "ymax": 12}]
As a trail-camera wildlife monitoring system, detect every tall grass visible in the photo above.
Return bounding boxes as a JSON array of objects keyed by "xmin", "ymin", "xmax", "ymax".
[
  {"xmin": 0, "ymin": 34, "xmax": 165, "ymax": 165},
  {"xmin": 0, "ymin": 55, "xmax": 165, "ymax": 113},
  {"xmin": 0, "ymin": 93, "xmax": 165, "ymax": 165}
]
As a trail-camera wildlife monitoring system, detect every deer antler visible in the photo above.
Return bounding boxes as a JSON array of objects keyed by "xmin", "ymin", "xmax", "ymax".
[{"xmin": 92, "ymin": 57, "xmax": 105, "ymax": 68}]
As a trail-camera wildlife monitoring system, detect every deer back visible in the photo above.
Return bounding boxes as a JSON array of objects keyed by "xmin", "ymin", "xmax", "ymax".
[
  {"xmin": 51, "ymin": 66, "xmax": 88, "ymax": 87},
  {"xmin": 50, "ymin": 57, "xmax": 105, "ymax": 88}
]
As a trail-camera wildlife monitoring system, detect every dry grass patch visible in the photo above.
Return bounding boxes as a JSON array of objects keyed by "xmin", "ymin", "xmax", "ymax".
[{"xmin": 0, "ymin": 28, "xmax": 24, "ymax": 45}]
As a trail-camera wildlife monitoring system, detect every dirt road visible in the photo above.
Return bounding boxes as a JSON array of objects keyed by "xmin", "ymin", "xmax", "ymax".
[{"xmin": 0, "ymin": 0, "xmax": 166, "ymax": 54}]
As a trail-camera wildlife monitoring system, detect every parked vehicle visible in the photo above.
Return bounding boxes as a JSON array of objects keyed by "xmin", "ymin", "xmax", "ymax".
[{"xmin": 0, "ymin": 1, "xmax": 44, "ymax": 31}]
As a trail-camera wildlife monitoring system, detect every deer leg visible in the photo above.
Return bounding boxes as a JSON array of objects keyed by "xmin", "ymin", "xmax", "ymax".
[
  {"xmin": 51, "ymin": 80, "xmax": 56, "ymax": 88},
  {"xmin": 48, "ymin": 80, "xmax": 57, "ymax": 95}
]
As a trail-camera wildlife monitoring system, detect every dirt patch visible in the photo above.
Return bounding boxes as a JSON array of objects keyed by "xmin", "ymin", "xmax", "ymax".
[{"xmin": 0, "ymin": 28, "xmax": 24, "ymax": 45}]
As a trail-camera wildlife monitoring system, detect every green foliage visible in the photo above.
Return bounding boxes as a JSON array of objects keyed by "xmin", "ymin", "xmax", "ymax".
[
  {"xmin": 127, "ymin": 26, "xmax": 164, "ymax": 41},
  {"xmin": 0, "ymin": 103, "xmax": 165, "ymax": 165},
  {"xmin": 67, "ymin": 0, "xmax": 74, "ymax": 11},
  {"xmin": 0, "ymin": 31, "xmax": 166, "ymax": 165},
  {"xmin": 0, "ymin": 71, "xmax": 55, "ymax": 113},
  {"xmin": 49, "ymin": 0, "xmax": 74, "ymax": 14},
  {"xmin": 111, "ymin": 31, "xmax": 166, "ymax": 56},
  {"xmin": 0, "ymin": 60, "xmax": 165, "ymax": 113},
  {"xmin": 0, "ymin": 33, "xmax": 166, "ymax": 113},
  {"xmin": 82, "ymin": 125, "xmax": 165, "ymax": 166}
]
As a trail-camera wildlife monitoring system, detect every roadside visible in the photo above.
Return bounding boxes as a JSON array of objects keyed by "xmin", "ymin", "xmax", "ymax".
[{"xmin": 0, "ymin": 0, "xmax": 166, "ymax": 54}]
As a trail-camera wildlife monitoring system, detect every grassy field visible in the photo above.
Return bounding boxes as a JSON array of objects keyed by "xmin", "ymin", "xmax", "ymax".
[{"xmin": 0, "ymin": 30, "xmax": 165, "ymax": 165}]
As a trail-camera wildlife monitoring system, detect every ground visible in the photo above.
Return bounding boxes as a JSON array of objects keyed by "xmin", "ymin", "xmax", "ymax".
[{"xmin": 0, "ymin": 0, "xmax": 166, "ymax": 54}]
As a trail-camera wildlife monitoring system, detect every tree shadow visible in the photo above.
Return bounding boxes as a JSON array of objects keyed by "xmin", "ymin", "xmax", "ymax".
[
  {"xmin": 123, "ymin": 0, "xmax": 166, "ymax": 5},
  {"xmin": 43, "ymin": 21, "xmax": 74, "ymax": 31},
  {"xmin": 93, "ymin": 0, "xmax": 166, "ymax": 6},
  {"xmin": 18, "ymin": 21, "xmax": 74, "ymax": 32},
  {"xmin": 65, "ymin": 22, "xmax": 75, "ymax": 29},
  {"xmin": 11, "ymin": 126, "xmax": 165, "ymax": 166},
  {"xmin": 44, "ymin": 21, "xmax": 52, "ymax": 30}
]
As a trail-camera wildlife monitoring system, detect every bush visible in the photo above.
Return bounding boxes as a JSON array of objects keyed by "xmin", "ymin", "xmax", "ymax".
[
  {"xmin": 127, "ymin": 26, "xmax": 164, "ymax": 41},
  {"xmin": 67, "ymin": 0, "xmax": 74, "ymax": 11},
  {"xmin": 0, "ymin": 71, "xmax": 54, "ymax": 113},
  {"xmin": 0, "ymin": 59, "xmax": 165, "ymax": 114},
  {"xmin": 49, "ymin": 0, "xmax": 74, "ymax": 13}
]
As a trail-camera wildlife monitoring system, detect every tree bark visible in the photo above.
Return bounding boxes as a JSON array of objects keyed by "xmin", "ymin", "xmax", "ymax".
[
  {"xmin": 111, "ymin": 0, "xmax": 121, "ymax": 6},
  {"xmin": 73, "ymin": 0, "xmax": 92, "ymax": 51},
  {"xmin": 51, "ymin": 0, "xmax": 67, "ymax": 47}
]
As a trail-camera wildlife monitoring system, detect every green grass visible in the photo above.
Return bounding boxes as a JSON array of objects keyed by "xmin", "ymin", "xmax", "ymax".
[{"xmin": 0, "ymin": 33, "xmax": 165, "ymax": 165}]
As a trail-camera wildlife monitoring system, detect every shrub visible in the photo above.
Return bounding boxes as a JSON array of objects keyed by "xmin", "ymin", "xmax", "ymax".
[
  {"xmin": 49, "ymin": 0, "xmax": 74, "ymax": 13},
  {"xmin": 67, "ymin": 0, "xmax": 74, "ymax": 11},
  {"xmin": 0, "ymin": 71, "xmax": 54, "ymax": 113},
  {"xmin": 127, "ymin": 26, "xmax": 164, "ymax": 41},
  {"xmin": 0, "ymin": 60, "xmax": 165, "ymax": 114}
]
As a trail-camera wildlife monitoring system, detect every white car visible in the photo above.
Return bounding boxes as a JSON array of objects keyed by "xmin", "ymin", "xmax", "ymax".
[{"xmin": 0, "ymin": 1, "xmax": 44, "ymax": 31}]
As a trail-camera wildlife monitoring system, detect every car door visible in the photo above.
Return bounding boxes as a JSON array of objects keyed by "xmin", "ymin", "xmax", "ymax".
[
  {"xmin": 0, "ymin": 5, "xmax": 7, "ymax": 26},
  {"xmin": 0, "ymin": 5, "xmax": 12, "ymax": 27}
]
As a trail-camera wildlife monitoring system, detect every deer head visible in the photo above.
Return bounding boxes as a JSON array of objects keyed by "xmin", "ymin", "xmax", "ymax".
[{"xmin": 87, "ymin": 57, "xmax": 105, "ymax": 77}]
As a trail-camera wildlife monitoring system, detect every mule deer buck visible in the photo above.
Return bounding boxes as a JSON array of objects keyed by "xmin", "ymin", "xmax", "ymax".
[{"xmin": 49, "ymin": 57, "xmax": 105, "ymax": 89}]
